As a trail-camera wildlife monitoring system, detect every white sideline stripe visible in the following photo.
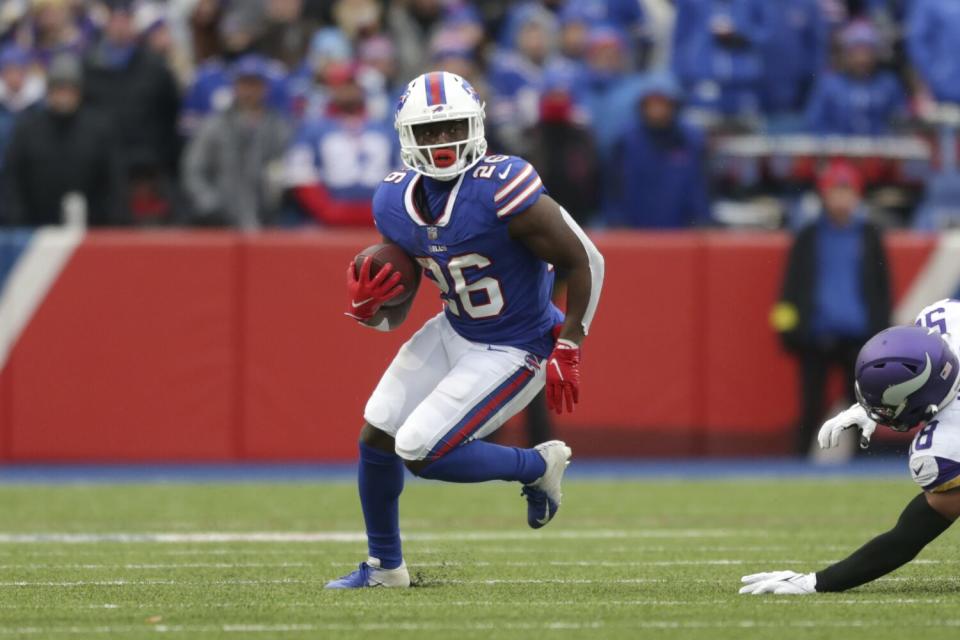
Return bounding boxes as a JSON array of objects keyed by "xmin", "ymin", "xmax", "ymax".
[
  {"xmin": 0, "ymin": 529, "xmax": 758, "ymax": 544},
  {"xmin": 0, "ymin": 578, "xmax": 309, "ymax": 586},
  {"xmin": 329, "ymin": 559, "xmax": 805, "ymax": 568},
  {"xmin": 0, "ymin": 597, "xmax": 950, "ymax": 611},
  {"xmin": 894, "ymin": 230, "xmax": 960, "ymax": 324},
  {"xmin": 0, "ymin": 544, "xmax": 852, "ymax": 556},
  {"xmin": 0, "ymin": 227, "xmax": 83, "ymax": 370},
  {"xmin": 0, "ymin": 562, "xmax": 307, "ymax": 569},
  {"xmin": 5, "ymin": 620, "xmax": 960, "ymax": 634},
  {"xmin": 9, "ymin": 576, "xmax": 937, "ymax": 587}
]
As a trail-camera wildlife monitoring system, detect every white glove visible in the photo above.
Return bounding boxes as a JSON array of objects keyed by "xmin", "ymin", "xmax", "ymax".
[
  {"xmin": 739, "ymin": 571, "xmax": 816, "ymax": 595},
  {"xmin": 817, "ymin": 403, "xmax": 876, "ymax": 450}
]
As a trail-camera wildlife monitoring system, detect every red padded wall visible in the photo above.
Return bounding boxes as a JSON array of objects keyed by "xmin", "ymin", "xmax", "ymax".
[
  {"xmin": 240, "ymin": 231, "xmax": 441, "ymax": 460},
  {"xmin": 0, "ymin": 369, "xmax": 9, "ymax": 460},
  {"xmin": 560, "ymin": 233, "xmax": 702, "ymax": 429},
  {"xmin": 0, "ymin": 230, "xmax": 942, "ymax": 461},
  {"xmin": 701, "ymin": 234, "xmax": 794, "ymax": 434},
  {"xmin": 7, "ymin": 232, "xmax": 239, "ymax": 460}
]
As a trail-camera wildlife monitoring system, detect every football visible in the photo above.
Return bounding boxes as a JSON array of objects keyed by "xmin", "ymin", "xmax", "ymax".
[{"xmin": 353, "ymin": 242, "xmax": 420, "ymax": 307}]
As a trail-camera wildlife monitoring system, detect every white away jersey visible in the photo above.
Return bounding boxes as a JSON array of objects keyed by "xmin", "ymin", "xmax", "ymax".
[{"xmin": 909, "ymin": 299, "xmax": 960, "ymax": 491}]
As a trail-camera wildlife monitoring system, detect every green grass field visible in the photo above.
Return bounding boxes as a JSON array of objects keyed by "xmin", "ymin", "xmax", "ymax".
[{"xmin": 0, "ymin": 477, "xmax": 957, "ymax": 639}]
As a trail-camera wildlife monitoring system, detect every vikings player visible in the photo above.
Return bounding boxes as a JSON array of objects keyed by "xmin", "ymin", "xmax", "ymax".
[
  {"xmin": 741, "ymin": 299, "xmax": 960, "ymax": 594},
  {"xmin": 327, "ymin": 71, "xmax": 605, "ymax": 588}
]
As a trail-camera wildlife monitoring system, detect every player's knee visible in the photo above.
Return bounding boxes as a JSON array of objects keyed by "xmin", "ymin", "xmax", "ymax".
[
  {"xmin": 403, "ymin": 459, "xmax": 431, "ymax": 476},
  {"xmin": 911, "ymin": 456, "xmax": 941, "ymax": 489},
  {"xmin": 394, "ymin": 427, "xmax": 431, "ymax": 462},
  {"xmin": 359, "ymin": 422, "xmax": 396, "ymax": 454}
]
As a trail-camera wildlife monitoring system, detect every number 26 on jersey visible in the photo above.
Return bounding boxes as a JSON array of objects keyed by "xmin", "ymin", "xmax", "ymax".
[{"xmin": 416, "ymin": 254, "xmax": 504, "ymax": 319}]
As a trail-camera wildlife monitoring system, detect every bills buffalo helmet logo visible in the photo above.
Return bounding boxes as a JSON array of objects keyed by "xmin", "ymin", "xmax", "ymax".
[
  {"xmin": 461, "ymin": 79, "xmax": 481, "ymax": 105},
  {"xmin": 396, "ymin": 87, "xmax": 411, "ymax": 113}
]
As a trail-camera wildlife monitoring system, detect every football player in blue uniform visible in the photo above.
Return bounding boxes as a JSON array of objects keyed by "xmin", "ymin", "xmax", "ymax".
[{"xmin": 327, "ymin": 71, "xmax": 605, "ymax": 588}]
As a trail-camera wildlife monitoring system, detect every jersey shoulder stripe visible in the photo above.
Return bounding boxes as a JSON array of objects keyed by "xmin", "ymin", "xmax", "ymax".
[{"xmin": 494, "ymin": 164, "xmax": 535, "ymax": 203}]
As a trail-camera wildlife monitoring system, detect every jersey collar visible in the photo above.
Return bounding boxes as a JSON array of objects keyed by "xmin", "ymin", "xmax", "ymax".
[{"xmin": 403, "ymin": 172, "xmax": 465, "ymax": 227}]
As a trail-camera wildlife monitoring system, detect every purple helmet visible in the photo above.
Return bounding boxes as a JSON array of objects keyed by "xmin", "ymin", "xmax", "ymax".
[{"xmin": 855, "ymin": 326, "xmax": 960, "ymax": 431}]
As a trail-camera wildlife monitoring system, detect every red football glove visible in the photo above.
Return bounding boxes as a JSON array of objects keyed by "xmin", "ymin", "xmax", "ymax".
[
  {"xmin": 345, "ymin": 255, "xmax": 405, "ymax": 321},
  {"xmin": 546, "ymin": 337, "xmax": 581, "ymax": 414}
]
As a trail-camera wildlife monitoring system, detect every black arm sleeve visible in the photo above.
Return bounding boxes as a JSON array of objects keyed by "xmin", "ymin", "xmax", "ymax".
[{"xmin": 815, "ymin": 493, "xmax": 952, "ymax": 592}]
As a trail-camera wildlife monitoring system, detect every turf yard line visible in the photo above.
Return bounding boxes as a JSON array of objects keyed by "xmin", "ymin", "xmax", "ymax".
[
  {"xmin": 0, "ymin": 578, "xmax": 315, "ymax": 586},
  {"xmin": 327, "ymin": 559, "xmax": 806, "ymax": 568},
  {"xmin": 6, "ymin": 620, "xmax": 960, "ymax": 635},
  {"xmin": 0, "ymin": 528, "xmax": 767, "ymax": 544},
  {"xmin": 0, "ymin": 598, "xmax": 951, "ymax": 611},
  {"xmin": 431, "ymin": 575, "xmax": 948, "ymax": 584},
  {"xmin": 0, "ymin": 562, "xmax": 309, "ymax": 569}
]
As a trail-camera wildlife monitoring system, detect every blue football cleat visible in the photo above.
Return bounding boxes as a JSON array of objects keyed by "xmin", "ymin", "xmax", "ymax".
[
  {"xmin": 522, "ymin": 440, "xmax": 572, "ymax": 529},
  {"xmin": 325, "ymin": 558, "xmax": 410, "ymax": 589}
]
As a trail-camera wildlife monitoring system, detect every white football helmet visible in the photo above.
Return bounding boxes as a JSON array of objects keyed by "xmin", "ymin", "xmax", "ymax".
[{"xmin": 395, "ymin": 71, "xmax": 487, "ymax": 181}]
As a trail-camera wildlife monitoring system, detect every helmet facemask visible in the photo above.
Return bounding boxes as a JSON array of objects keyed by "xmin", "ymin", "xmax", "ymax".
[{"xmin": 398, "ymin": 112, "xmax": 487, "ymax": 181}]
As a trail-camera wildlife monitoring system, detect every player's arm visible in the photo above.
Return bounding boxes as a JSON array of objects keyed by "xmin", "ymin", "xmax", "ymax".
[
  {"xmin": 507, "ymin": 194, "xmax": 603, "ymax": 344},
  {"xmin": 740, "ymin": 490, "xmax": 957, "ymax": 595},
  {"xmin": 507, "ymin": 194, "xmax": 605, "ymax": 413}
]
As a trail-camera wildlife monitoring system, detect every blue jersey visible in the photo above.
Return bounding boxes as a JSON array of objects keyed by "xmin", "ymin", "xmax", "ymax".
[{"xmin": 373, "ymin": 155, "xmax": 563, "ymax": 357}]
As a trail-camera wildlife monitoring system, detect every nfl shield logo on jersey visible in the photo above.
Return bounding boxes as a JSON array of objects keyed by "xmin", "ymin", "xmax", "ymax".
[{"xmin": 427, "ymin": 227, "xmax": 438, "ymax": 240}]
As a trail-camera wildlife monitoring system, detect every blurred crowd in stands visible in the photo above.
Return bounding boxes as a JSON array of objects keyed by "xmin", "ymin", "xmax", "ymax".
[{"xmin": 0, "ymin": 0, "xmax": 958, "ymax": 231}]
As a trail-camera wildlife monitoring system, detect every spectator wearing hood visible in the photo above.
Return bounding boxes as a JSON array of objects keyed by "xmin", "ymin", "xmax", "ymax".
[
  {"xmin": 772, "ymin": 161, "xmax": 890, "ymax": 455},
  {"xmin": 182, "ymin": 55, "xmax": 292, "ymax": 229},
  {"xmin": 284, "ymin": 64, "xmax": 398, "ymax": 227},
  {"xmin": 487, "ymin": 3, "xmax": 558, "ymax": 155},
  {"xmin": 2, "ymin": 53, "xmax": 122, "ymax": 226},
  {"xmin": 603, "ymin": 74, "xmax": 711, "ymax": 229},
  {"xmin": 907, "ymin": 0, "xmax": 960, "ymax": 105},
  {"xmin": 671, "ymin": 0, "xmax": 772, "ymax": 118},
  {"xmin": 804, "ymin": 20, "xmax": 905, "ymax": 135},
  {"xmin": 579, "ymin": 25, "xmax": 646, "ymax": 160}
]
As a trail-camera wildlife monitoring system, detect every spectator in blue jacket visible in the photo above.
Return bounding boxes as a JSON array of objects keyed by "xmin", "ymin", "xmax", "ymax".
[
  {"xmin": 671, "ymin": 0, "xmax": 772, "ymax": 118},
  {"xmin": 759, "ymin": 0, "xmax": 826, "ymax": 120},
  {"xmin": 804, "ymin": 20, "xmax": 906, "ymax": 135},
  {"xmin": 556, "ymin": 0, "xmax": 647, "ymax": 66},
  {"xmin": 602, "ymin": 74, "xmax": 711, "ymax": 229},
  {"xmin": 907, "ymin": 0, "xmax": 960, "ymax": 105},
  {"xmin": 579, "ymin": 25, "xmax": 646, "ymax": 160},
  {"xmin": 487, "ymin": 3, "xmax": 558, "ymax": 155}
]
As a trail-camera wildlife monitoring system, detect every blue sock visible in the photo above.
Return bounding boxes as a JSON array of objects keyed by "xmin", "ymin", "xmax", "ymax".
[
  {"xmin": 418, "ymin": 440, "xmax": 546, "ymax": 484},
  {"xmin": 358, "ymin": 442, "xmax": 404, "ymax": 569}
]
